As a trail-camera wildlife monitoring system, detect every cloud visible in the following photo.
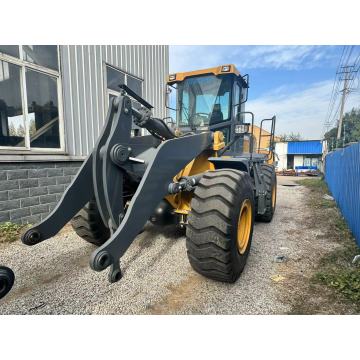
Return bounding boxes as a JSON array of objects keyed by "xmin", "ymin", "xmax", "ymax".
[
  {"xmin": 247, "ymin": 80, "xmax": 360, "ymax": 139},
  {"xmin": 170, "ymin": 45, "xmax": 338, "ymax": 72}
]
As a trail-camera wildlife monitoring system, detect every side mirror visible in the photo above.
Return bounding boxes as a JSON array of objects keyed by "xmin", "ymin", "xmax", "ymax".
[
  {"xmin": 240, "ymin": 74, "xmax": 249, "ymax": 104},
  {"xmin": 165, "ymin": 85, "xmax": 177, "ymax": 111}
]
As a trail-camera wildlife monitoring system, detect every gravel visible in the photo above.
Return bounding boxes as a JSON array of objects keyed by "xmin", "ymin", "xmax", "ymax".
[{"xmin": 0, "ymin": 176, "xmax": 311, "ymax": 314}]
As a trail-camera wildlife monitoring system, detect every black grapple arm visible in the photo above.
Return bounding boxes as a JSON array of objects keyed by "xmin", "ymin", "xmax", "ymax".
[{"xmin": 21, "ymin": 90, "xmax": 213, "ymax": 283}]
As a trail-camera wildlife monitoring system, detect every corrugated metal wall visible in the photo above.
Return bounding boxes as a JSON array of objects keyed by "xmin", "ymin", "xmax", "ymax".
[
  {"xmin": 287, "ymin": 140, "xmax": 322, "ymax": 155},
  {"xmin": 60, "ymin": 45, "xmax": 169, "ymax": 157},
  {"xmin": 325, "ymin": 142, "xmax": 360, "ymax": 246}
]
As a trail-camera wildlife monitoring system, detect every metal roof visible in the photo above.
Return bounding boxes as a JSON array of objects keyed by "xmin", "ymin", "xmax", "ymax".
[{"xmin": 287, "ymin": 140, "xmax": 322, "ymax": 155}]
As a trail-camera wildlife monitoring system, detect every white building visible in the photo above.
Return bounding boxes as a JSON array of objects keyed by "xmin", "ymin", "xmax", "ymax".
[{"xmin": 275, "ymin": 140, "xmax": 324, "ymax": 171}]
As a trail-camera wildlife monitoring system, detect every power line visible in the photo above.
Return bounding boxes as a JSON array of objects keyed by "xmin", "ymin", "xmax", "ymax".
[
  {"xmin": 323, "ymin": 46, "xmax": 349, "ymax": 132},
  {"xmin": 336, "ymin": 65, "xmax": 356, "ymax": 139},
  {"xmin": 324, "ymin": 46, "xmax": 360, "ymax": 134},
  {"xmin": 323, "ymin": 47, "xmax": 345, "ymax": 130}
]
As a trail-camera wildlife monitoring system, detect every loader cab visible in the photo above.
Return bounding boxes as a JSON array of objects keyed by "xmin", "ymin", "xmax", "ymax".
[{"xmin": 167, "ymin": 64, "xmax": 249, "ymax": 145}]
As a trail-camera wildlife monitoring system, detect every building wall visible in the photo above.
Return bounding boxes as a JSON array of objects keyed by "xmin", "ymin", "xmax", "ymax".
[
  {"xmin": 0, "ymin": 45, "xmax": 169, "ymax": 224},
  {"xmin": 274, "ymin": 142, "xmax": 288, "ymax": 169},
  {"xmin": 0, "ymin": 162, "xmax": 81, "ymax": 224},
  {"xmin": 60, "ymin": 45, "xmax": 169, "ymax": 157}
]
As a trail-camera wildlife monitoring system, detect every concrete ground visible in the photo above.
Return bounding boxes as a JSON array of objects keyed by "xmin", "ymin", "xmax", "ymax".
[{"xmin": 0, "ymin": 176, "xmax": 325, "ymax": 314}]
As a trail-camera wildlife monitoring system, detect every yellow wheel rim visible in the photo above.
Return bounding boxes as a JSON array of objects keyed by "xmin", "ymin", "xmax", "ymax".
[
  {"xmin": 237, "ymin": 199, "xmax": 252, "ymax": 255},
  {"xmin": 271, "ymin": 183, "xmax": 276, "ymax": 209}
]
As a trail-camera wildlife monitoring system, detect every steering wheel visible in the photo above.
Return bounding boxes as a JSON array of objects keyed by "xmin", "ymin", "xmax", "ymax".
[{"xmin": 189, "ymin": 112, "xmax": 209, "ymax": 127}]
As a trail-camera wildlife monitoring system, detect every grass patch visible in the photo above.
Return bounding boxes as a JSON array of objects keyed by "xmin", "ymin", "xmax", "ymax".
[
  {"xmin": 0, "ymin": 222, "xmax": 30, "ymax": 243},
  {"xmin": 297, "ymin": 178, "xmax": 329, "ymax": 192},
  {"xmin": 298, "ymin": 178, "xmax": 336, "ymax": 209},
  {"xmin": 300, "ymin": 178, "xmax": 360, "ymax": 310},
  {"xmin": 313, "ymin": 239, "xmax": 360, "ymax": 307}
]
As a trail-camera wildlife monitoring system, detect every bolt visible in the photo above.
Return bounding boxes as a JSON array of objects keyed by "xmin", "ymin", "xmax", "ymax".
[{"xmin": 124, "ymin": 108, "xmax": 129, "ymax": 114}]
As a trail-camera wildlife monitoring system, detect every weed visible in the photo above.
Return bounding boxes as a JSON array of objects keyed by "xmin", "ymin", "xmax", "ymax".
[
  {"xmin": 299, "ymin": 177, "xmax": 360, "ymax": 311},
  {"xmin": 0, "ymin": 222, "xmax": 30, "ymax": 243}
]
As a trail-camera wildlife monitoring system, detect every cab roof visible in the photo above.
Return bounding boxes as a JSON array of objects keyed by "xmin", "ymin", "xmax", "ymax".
[{"xmin": 167, "ymin": 64, "xmax": 241, "ymax": 84}]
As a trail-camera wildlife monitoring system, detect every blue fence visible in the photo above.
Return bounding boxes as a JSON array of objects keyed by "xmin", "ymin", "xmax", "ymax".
[{"xmin": 325, "ymin": 142, "xmax": 360, "ymax": 246}]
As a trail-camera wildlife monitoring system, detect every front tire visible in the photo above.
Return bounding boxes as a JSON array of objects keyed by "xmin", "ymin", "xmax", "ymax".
[
  {"xmin": 186, "ymin": 169, "xmax": 255, "ymax": 283},
  {"xmin": 0, "ymin": 266, "xmax": 15, "ymax": 300},
  {"xmin": 71, "ymin": 199, "xmax": 110, "ymax": 246}
]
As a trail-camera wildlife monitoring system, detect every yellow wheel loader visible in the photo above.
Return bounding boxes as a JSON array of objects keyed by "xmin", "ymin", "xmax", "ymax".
[{"xmin": 19, "ymin": 64, "xmax": 277, "ymax": 287}]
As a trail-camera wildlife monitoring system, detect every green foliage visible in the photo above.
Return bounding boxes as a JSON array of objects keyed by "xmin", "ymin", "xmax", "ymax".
[
  {"xmin": 298, "ymin": 178, "xmax": 336, "ymax": 209},
  {"xmin": 0, "ymin": 222, "xmax": 29, "ymax": 243},
  {"xmin": 325, "ymin": 107, "xmax": 360, "ymax": 150},
  {"xmin": 315, "ymin": 271, "xmax": 360, "ymax": 302},
  {"xmin": 300, "ymin": 177, "xmax": 360, "ymax": 307}
]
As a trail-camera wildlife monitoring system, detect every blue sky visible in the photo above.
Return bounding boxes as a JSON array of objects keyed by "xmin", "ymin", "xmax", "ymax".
[{"xmin": 169, "ymin": 46, "xmax": 360, "ymax": 139}]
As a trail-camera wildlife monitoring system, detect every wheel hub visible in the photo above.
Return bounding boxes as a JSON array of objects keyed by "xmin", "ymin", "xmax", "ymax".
[{"xmin": 237, "ymin": 199, "xmax": 252, "ymax": 254}]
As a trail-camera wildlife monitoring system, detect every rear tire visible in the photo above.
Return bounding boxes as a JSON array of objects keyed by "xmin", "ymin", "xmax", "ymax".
[
  {"xmin": 71, "ymin": 199, "xmax": 110, "ymax": 246},
  {"xmin": 256, "ymin": 164, "xmax": 277, "ymax": 222},
  {"xmin": 186, "ymin": 169, "xmax": 255, "ymax": 283}
]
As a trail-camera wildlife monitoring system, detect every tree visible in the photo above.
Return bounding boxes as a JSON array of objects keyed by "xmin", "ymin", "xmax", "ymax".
[
  {"xmin": 278, "ymin": 132, "xmax": 303, "ymax": 142},
  {"xmin": 324, "ymin": 107, "xmax": 360, "ymax": 150}
]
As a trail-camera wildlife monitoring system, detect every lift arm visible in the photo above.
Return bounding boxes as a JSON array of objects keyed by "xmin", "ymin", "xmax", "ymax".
[{"xmin": 22, "ymin": 91, "xmax": 213, "ymax": 282}]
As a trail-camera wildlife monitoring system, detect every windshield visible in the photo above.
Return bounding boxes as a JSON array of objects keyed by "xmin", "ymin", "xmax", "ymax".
[{"xmin": 177, "ymin": 75, "xmax": 231, "ymax": 128}]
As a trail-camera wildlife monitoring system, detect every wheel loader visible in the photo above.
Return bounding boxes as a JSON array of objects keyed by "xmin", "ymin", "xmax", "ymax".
[{"xmin": 13, "ymin": 64, "xmax": 276, "ymax": 291}]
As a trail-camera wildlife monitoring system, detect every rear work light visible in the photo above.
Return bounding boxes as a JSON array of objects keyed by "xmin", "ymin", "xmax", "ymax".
[{"xmin": 235, "ymin": 123, "xmax": 250, "ymax": 134}]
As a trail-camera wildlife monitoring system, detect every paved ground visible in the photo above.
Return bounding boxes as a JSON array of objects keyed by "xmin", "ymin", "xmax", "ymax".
[{"xmin": 0, "ymin": 176, "xmax": 322, "ymax": 314}]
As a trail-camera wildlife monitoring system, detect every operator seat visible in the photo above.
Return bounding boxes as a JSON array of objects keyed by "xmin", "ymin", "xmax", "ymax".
[{"xmin": 210, "ymin": 104, "xmax": 223, "ymax": 124}]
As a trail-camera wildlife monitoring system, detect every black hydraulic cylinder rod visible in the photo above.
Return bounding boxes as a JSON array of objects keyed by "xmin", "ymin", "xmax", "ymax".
[
  {"xmin": 132, "ymin": 107, "xmax": 176, "ymax": 140},
  {"xmin": 168, "ymin": 174, "xmax": 203, "ymax": 194}
]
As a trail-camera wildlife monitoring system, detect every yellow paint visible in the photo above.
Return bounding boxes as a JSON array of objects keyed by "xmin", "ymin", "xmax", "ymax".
[
  {"xmin": 212, "ymin": 131, "xmax": 225, "ymax": 151},
  {"xmin": 169, "ymin": 150, "xmax": 216, "ymax": 214},
  {"xmin": 272, "ymin": 182, "xmax": 277, "ymax": 209},
  {"xmin": 167, "ymin": 64, "xmax": 240, "ymax": 84},
  {"xmin": 237, "ymin": 199, "xmax": 252, "ymax": 254}
]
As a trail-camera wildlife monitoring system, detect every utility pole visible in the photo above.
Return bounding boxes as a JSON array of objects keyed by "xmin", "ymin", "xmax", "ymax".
[{"xmin": 336, "ymin": 65, "xmax": 356, "ymax": 140}]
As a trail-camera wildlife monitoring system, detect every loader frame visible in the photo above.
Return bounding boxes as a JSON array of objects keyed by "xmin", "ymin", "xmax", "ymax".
[{"xmin": 20, "ymin": 67, "xmax": 277, "ymax": 285}]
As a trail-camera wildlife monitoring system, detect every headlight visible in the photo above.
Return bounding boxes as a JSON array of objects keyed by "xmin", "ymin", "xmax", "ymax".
[
  {"xmin": 235, "ymin": 124, "xmax": 250, "ymax": 134},
  {"xmin": 221, "ymin": 65, "xmax": 231, "ymax": 72},
  {"xmin": 169, "ymin": 74, "xmax": 176, "ymax": 81}
]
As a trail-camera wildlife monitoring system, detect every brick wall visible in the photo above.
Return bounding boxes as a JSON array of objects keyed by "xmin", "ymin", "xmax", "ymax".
[{"xmin": 0, "ymin": 162, "xmax": 82, "ymax": 225}]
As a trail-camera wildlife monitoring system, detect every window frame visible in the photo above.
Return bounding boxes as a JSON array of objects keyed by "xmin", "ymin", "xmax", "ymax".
[
  {"xmin": 0, "ymin": 45, "xmax": 65, "ymax": 153},
  {"xmin": 103, "ymin": 63, "xmax": 143, "ymax": 110},
  {"xmin": 103, "ymin": 63, "xmax": 144, "ymax": 135}
]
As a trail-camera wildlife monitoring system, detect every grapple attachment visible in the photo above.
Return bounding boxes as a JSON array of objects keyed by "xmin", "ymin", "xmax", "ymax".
[{"xmin": 22, "ymin": 89, "xmax": 213, "ymax": 283}]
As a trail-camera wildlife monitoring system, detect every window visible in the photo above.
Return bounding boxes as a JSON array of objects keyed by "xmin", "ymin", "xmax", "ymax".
[
  {"xmin": 0, "ymin": 46, "xmax": 19, "ymax": 58},
  {"xmin": 105, "ymin": 64, "xmax": 142, "ymax": 98},
  {"xmin": 26, "ymin": 69, "xmax": 60, "ymax": 148},
  {"xmin": 106, "ymin": 66, "xmax": 125, "ymax": 92},
  {"xmin": 105, "ymin": 64, "xmax": 143, "ymax": 135},
  {"xmin": 22, "ymin": 45, "xmax": 58, "ymax": 71},
  {"xmin": 233, "ymin": 82, "xmax": 241, "ymax": 117},
  {"xmin": 0, "ymin": 61, "xmax": 25, "ymax": 146},
  {"xmin": 177, "ymin": 75, "xmax": 232, "ymax": 127},
  {"xmin": 0, "ymin": 45, "xmax": 62, "ymax": 151}
]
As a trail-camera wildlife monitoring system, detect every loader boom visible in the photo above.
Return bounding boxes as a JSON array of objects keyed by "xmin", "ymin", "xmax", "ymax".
[{"xmin": 22, "ymin": 90, "xmax": 214, "ymax": 282}]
